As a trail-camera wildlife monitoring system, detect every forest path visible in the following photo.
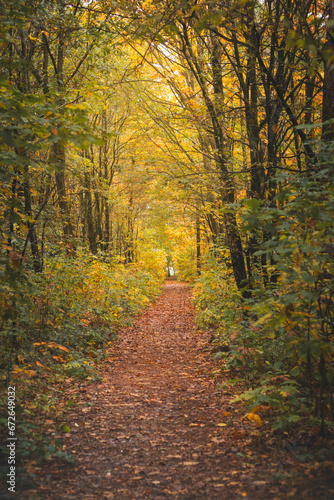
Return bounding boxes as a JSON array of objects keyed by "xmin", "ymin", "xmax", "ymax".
[{"xmin": 27, "ymin": 281, "xmax": 294, "ymax": 499}]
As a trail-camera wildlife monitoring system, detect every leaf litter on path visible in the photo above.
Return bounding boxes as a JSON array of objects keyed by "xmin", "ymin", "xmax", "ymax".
[{"xmin": 22, "ymin": 281, "xmax": 334, "ymax": 499}]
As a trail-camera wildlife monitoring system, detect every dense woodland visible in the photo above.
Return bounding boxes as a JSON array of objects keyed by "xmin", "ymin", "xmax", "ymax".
[{"xmin": 0, "ymin": 0, "xmax": 334, "ymax": 485}]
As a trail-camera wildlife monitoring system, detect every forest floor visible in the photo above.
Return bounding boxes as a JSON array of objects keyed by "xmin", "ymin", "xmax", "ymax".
[{"xmin": 22, "ymin": 280, "xmax": 334, "ymax": 499}]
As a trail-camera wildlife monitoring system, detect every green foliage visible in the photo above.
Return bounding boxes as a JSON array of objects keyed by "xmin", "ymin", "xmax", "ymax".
[
  {"xmin": 193, "ymin": 165, "xmax": 334, "ymax": 433},
  {"xmin": 254, "ymin": 168, "xmax": 334, "ymax": 428},
  {"xmin": 0, "ymin": 410, "xmax": 73, "ymax": 494},
  {"xmin": 0, "ymin": 249, "xmax": 162, "ymax": 382},
  {"xmin": 193, "ymin": 254, "xmax": 240, "ymax": 329}
]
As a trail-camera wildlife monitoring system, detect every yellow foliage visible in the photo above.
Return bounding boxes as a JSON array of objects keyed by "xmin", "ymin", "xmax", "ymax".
[{"xmin": 246, "ymin": 412, "xmax": 262, "ymax": 427}]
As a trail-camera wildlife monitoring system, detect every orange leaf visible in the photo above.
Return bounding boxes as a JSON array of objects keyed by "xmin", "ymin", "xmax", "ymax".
[{"xmin": 54, "ymin": 344, "xmax": 70, "ymax": 352}]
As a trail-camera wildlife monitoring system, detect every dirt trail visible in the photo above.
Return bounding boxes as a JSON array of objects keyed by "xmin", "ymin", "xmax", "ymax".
[{"xmin": 25, "ymin": 281, "xmax": 319, "ymax": 499}]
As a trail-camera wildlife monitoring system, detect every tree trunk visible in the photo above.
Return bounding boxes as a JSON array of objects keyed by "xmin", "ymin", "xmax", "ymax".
[
  {"xmin": 23, "ymin": 166, "xmax": 43, "ymax": 272},
  {"xmin": 84, "ymin": 171, "xmax": 97, "ymax": 254},
  {"xmin": 322, "ymin": 0, "xmax": 334, "ymax": 144},
  {"xmin": 196, "ymin": 211, "xmax": 201, "ymax": 276},
  {"xmin": 104, "ymin": 200, "xmax": 110, "ymax": 251},
  {"xmin": 210, "ymin": 33, "xmax": 250, "ymax": 296},
  {"xmin": 53, "ymin": 10, "xmax": 73, "ymax": 240},
  {"xmin": 53, "ymin": 142, "xmax": 73, "ymax": 238}
]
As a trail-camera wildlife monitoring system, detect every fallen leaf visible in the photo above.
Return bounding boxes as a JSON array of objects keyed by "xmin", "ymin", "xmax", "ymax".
[
  {"xmin": 211, "ymin": 437, "xmax": 225, "ymax": 444},
  {"xmin": 247, "ymin": 412, "xmax": 262, "ymax": 427},
  {"xmin": 231, "ymin": 428, "xmax": 246, "ymax": 440}
]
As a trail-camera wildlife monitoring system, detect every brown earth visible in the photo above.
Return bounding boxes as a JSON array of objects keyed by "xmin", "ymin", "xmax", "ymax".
[{"xmin": 23, "ymin": 280, "xmax": 334, "ymax": 499}]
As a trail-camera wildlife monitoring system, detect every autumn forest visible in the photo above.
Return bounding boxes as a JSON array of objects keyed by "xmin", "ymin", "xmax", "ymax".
[{"xmin": 0, "ymin": 0, "xmax": 334, "ymax": 497}]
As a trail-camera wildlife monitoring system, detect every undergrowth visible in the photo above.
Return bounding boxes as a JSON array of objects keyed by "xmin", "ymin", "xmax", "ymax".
[
  {"xmin": 0, "ymin": 249, "xmax": 163, "ymax": 490},
  {"xmin": 192, "ymin": 250, "xmax": 334, "ymax": 440}
]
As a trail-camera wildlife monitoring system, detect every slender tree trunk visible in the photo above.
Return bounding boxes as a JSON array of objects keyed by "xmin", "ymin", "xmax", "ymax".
[
  {"xmin": 105, "ymin": 200, "xmax": 110, "ymax": 250},
  {"xmin": 322, "ymin": 0, "xmax": 334, "ymax": 144},
  {"xmin": 53, "ymin": 8, "xmax": 73, "ymax": 240},
  {"xmin": 210, "ymin": 33, "xmax": 250, "ymax": 296},
  {"xmin": 196, "ymin": 211, "xmax": 201, "ymax": 275},
  {"xmin": 245, "ymin": 24, "xmax": 264, "ymax": 200},
  {"xmin": 84, "ymin": 171, "xmax": 97, "ymax": 254},
  {"xmin": 53, "ymin": 142, "xmax": 73, "ymax": 238},
  {"xmin": 23, "ymin": 166, "xmax": 43, "ymax": 272},
  {"xmin": 95, "ymin": 191, "xmax": 102, "ymax": 250}
]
